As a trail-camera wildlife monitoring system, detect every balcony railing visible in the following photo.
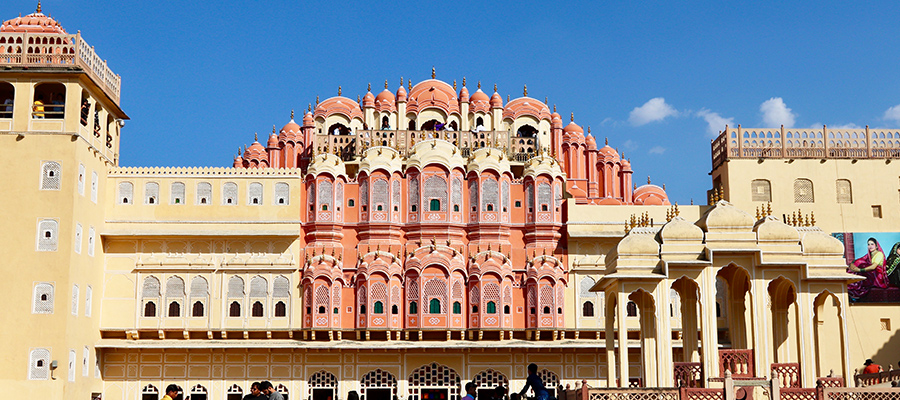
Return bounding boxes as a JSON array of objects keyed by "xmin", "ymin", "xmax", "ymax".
[
  {"xmin": 711, "ymin": 125, "xmax": 900, "ymax": 169},
  {"xmin": 314, "ymin": 130, "xmax": 538, "ymax": 162},
  {"xmin": 718, "ymin": 349, "xmax": 755, "ymax": 378},
  {"xmin": 0, "ymin": 32, "xmax": 121, "ymax": 103},
  {"xmin": 674, "ymin": 362, "xmax": 704, "ymax": 388},
  {"xmin": 772, "ymin": 363, "xmax": 802, "ymax": 388}
]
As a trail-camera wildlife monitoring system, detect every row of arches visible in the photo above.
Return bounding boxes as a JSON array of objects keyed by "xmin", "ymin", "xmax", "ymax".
[
  {"xmin": 118, "ymin": 180, "xmax": 291, "ymax": 206},
  {"xmin": 140, "ymin": 275, "xmax": 291, "ymax": 319}
]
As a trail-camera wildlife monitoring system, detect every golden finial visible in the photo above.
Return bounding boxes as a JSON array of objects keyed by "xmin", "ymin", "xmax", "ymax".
[
  {"xmin": 463, "ymin": 77, "xmax": 467, "ymax": 86},
  {"xmin": 308, "ymin": 103, "xmax": 311, "ymax": 112},
  {"xmin": 272, "ymin": 125, "xmax": 277, "ymax": 135},
  {"xmin": 367, "ymin": 82, "xmax": 371, "ymax": 92},
  {"xmin": 254, "ymin": 132, "xmax": 258, "ymax": 141},
  {"xmin": 544, "ymin": 96, "xmax": 548, "ymax": 104},
  {"xmin": 400, "ymin": 77, "xmax": 404, "ymax": 87},
  {"xmin": 478, "ymin": 81, "xmax": 481, "ymax": 89},
  {"xmin": 494, "ymin": 83, "xmax": 497, "ymax": 92},
  {"xmin": 767, "ymin": 202, "xmax": 772, "ymax": 216},
  {"xmin": 338, "ymin": 86, "xmax": 342, "ymax": 96},
  {"xmin": 755, "ymin": 206, "xmax": 761, "ymax": 220},
  {"xmin": 524, "ymin": 85, "xmax": 528, "ymax": 97},
  {"xmin": 408, "ymin": 80, "xmax": 412, "ymax": 91},
  {"xmin": 810, "ymin": 211, "xmax": 816, "ymax": 225},
  {"xmin": 570, "ymin": 113, "xmax": 574, "ymax": 122},
  {"xmin": 507, "ymin": 94, "xmax": 510, "ymax": 102},
  {"xmin": 647, "ymin": 176, "xmax": 651, "ymax": 184},
  {"xmin": 290, "ymin": 109, "xmax": 295, "ymax": 120},
  {"xmin": 432, "ymin": 66, "xmax": 436, "ymax": 79},
  {"xmin": 605, "ymin": 137, "xmax": 608, "ymax": 145},
  {"xmin": 588, "ymin": 126, "xmax": 591, "ymax": 134},
  {"xmin": 357, "ymin": 95, "xmax": 360, "ymax": 103},
  {"xmin": 674, "ymin": 203, "xmax": 679, "ymax": 216},
  {"xmin": 316, "ymin": 95, "xmax": 320, "ymax": 106},
  {"xmin": 37, "ymin": 1, "xmax": 42, "ymax": 13},
  {"xmin": 553, "ymin": 104, "xmax": 557, "ymax": 113},
  {"xmin": 453, "ymin": 80, "xmax": 457, "ymax": 91}
]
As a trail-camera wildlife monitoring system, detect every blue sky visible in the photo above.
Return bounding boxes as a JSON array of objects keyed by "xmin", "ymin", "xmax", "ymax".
[{"xmin": 10, "ymin": 1, "xmax": 900, "ymax": 203}]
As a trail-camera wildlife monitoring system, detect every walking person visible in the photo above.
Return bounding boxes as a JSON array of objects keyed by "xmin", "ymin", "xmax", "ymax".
[
  {"xmin": 243, "ymin": 382, "xmax": 266, "ymax": 400},
  {"xmin": 519, "ymin": 364, "xmax": 551, "ymax": 400},
  {"xmin": 463, "ymin": 382, "xmax": 477, "ymax": 400},
  {"xmin": 162, "ymin": 384, "xmax": 180, "ymax": 400},
  {"xmin": 261, "ymin": 381, "xmax": 285, "ymax": 400}
]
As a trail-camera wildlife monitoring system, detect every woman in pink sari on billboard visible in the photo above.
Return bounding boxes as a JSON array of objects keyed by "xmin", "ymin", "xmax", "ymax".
[{"xmin": 847, "ymin": 237, "xmax": 889, "ymax": 300}]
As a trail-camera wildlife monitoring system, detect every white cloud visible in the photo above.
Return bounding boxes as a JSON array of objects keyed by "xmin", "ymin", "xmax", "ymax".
[
  {"xmin": 629, "ymin": 97, "xmax": 678, "ymax": 126},
  {"xmin": 760, "ymin": 97, "xmax": 796, "ymax": 127},
  {"xmin": 623, "ymin": 139, "xmax": 638, "ymax": 151},
  {"xmin": 648, "ymin": 146, "xmax": 666, "ymax": 154},
  {"xmin": 696, "ymin": 109, "xmax": 734, "ymax": 137},
  {"xmin": 884, "ymin": 104, "xmax": 900, "ymax": 123}
]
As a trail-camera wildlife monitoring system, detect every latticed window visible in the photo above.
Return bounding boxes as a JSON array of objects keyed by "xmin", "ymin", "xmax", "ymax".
[
  {"xmin": 502, "ymin": 180, "xmax": 510, "ymax": 211},
  {"xmin": 84, "ymin": 286, "xmax": 92, "ymax": 317},
  {"xmin": 74, "ymin": 223, "xmax": 82, "ymax": 254},
  {"xmin": 87, "ymin": 227, "xmax": 95, "ymax": 256},
  {"xmin": 78, "ymin": 164, "xmax": 85, "ymax": 195},
  {"xmin": 424, "ymin": 175, "xmax": 447, "ymax": 211},
  {"xmin": 223, "ymin": 182, "xmax": 238, "ymax": 205},
  {"xmin": 250, "ymin": 276, "xmax": 268, "ymax": 297},
  {"xmin": 318, "ymin": 180, "xmax": 333, "ymax": 211},
  {"xmin": 407, "ymin": 363, "xmax": 461, "ymax": 400},
  {"xmin": 336, "ymin": 182, "xmax": 343, "ymax": 209},
  {"xmin": 538, "ymin": 183, "xmax": 551, "ymax": 211},
  {"xmin": 836, "ymin": 179, "xmax": 852, "ymax": 204},
  {"xmin": 361, "ymin": 369, "xmax": 398, "ymax": 396},
  {"xmin": 91, "ymin": 172, "xmax": 98, "ymax": 203},
  {"xmin": 424, "ymin": 278, "xmax": 447, "ymax": 313},
  {"xmin": 309, "ymin": 370, "xmax": 338, "ymax": 391},
  {"xmin": 71, "ymin": 285, "xmax": 79, "ymax": 316},
  {"xmin": 144, "ymin": 182, "xmax": 159, "ymax": 204},
  {"xmin": 33, "ymin": 283, "xmax": 54, "ymax": 314},
  {"xmin": 29, "ymin": 348, "xmax": 51, "ymax": 380},
  {"xmin": 469, "ymin": 179, "xmax": 478, "ymax": 212},
  {"xmin": 228, "ymin": 276, "xmax": 244, "ymax": 297},
  {"xmin": 793, "ymin": 179, "xmax": 814, "ymax": 203},
  {"xmin": 170, "ymin": 182, "xmax": 185, "ymax": 204},
  {"xmin": 275, "ymin": 182, "xmax": 290, "ymax": 205},
  {"xmin": 273, "ymin": 276, "xmax": 290, "ymax": 298},
  {"xmin": 165, "ymin": 276, "xmax": 184, "ymax": 303},
  {"xmin": 539, "ymin": 285, "xmax": 554, "ymax": 314},
  {"xmin": 473, "ymin": 369, "xmax": 509, "ymax": 389},
  {"xmin": 482, "ymin": 178, "xmax": 498, "ymax": 211},
  {"xmin": 373, "ymin": 179, "xmax": 389, "ymax": 210},
  {"xmin": 751, "ymin": 179, "xmax": 771, "ymax": 202},
  {"xmin": 526, "ymin": 184, "xmax": 534, "ymax": 211},
  {"xmin": 117, "ymin": 182, "xmax": 133, "ymax": 204},
  {"xmin": 196, "ymin": 182, "xmax": 212, "ymax": 205},
  {"xmin": 408, "ymin": 176, "xmax": 418, "ymax": 211},
  {"xmin": 248, "ymin": 182, "xmax": 263, "ymax": 205},
  {"xmin": 41, "ymin": 161, "xmax": 61, "ymax": 190}
]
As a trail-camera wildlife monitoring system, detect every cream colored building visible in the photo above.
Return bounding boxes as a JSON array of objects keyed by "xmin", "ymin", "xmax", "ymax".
[{"xmin": 2, "ymin": 5, "xmax": 899, "ymax": 400}]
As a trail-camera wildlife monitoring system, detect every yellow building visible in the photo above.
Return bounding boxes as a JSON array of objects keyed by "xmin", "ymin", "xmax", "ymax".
[{"xmin": 2, "ymin": 5, "xmax": 899, "ymax": 400}]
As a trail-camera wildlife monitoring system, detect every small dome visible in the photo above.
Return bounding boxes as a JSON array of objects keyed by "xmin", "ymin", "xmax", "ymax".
[
  {"xmin": 469, "ymin": 89, "xmax": 490, "ymax": 113},
  {"xmin": 233, "ymin": 155, "xmax": 244, "ymax": 168},
  {"xmin": 633, "ymin": 184, "xmax": 670, "ymax": 205},
  {"xmin": 303, "ymin": 111, "xmax": 314, "ymax": 127},
  {"xmin": 359, "ymin": 146, "xmax": 403, "ymax": 176},
  {"xmin": 466, "ymin": 148, "xmax": 512, "ymax": 176},
  {"xmin": 406, "ymin": 79, "xmax": 460, "ymax": 115},
  {"xmin": 616, "ymin": 232, "xmax": 660, "ymax": 256},
  {"xmin": 307, "ymin": 153, "xmax": 347, "ymax": 178},
  {"xmin": 314, "ymin": 96, "xmax": 364, "ymax": 121},
  {"xmin": 281, "ymin": 117, "xmax": 301, "ymax": 138},
  {"xmin": 1, "ymin": 5, "xmax": 67, "ymax": 34},
  {"xmin": 490, "ymin": 91, "xmax": 503, "ymax": 108},
  {"xmin": 598, "ymin": 144, "xmax": 619, "ymax": 160},
  {"xmin": 396, "ymin": 85, "xmax": 408, "ymax": 102},
  {"xmin": 459, "ymin": 86, "xmax": 470, "ymax": 103},
  {"xmin": 248, "ymin": 140, "xmax": 266, "ymax": 156},
  {"xmin": 659, "ymin": 216, "xmax": 704, "ymax": 242},
  {"xmin": 754, "ymin": 216, "xmax": 800, "ymax": 242},
  {"xmin": 503, "ymin": 97, "xmax": 552, "ymax": 121},
  {"xmin": 621, "ymin": 158, "xmax": 632, "ymax": 171},
  {"xmin": 267, "ymin": 133, "xmax": 279, "ymax": 148},
  {"xmin": 697, "ymin": 200, "xmax": 755, "ymax": 232},
  {"xmin": 563, "ymin": 121, "xmax": 583, "ymax": 134},
  {"xmin": 585, "ymin": 135, "xmax": 597, "ymax": 150},
  {"xmin": 374, "ymin": 89, "xmax": 396, "ymax": 112},
  {"xmin": 801, "ymin": 230, "xmax": 844, "ymax": 255},
  {"xmin": 362, "ymin": 91, "xmax": 375, "ymax": 108}
]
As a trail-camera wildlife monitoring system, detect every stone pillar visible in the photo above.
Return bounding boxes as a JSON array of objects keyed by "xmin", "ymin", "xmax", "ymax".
[
  {"xmin": 655, "ymin": 283, "xmax": 674, "ymax": 387},
  {"xmin": 679, "ymin": 284, "xmax": 700, "ymax": 362},
  {"xmin": 605, "ymin": 294, "xmax": 617, "ymax": 387},
  {"xmin": 617, "ymin": 290, "xmax": 629, "ymax": 387},
  {"xmin": 700, "ymin": 267, "xmax": 720, "ymax": 381}
]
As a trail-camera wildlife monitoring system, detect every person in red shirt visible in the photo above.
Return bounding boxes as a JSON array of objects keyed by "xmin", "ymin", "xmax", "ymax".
[{"xmin": 863, "ymin": 359, "xmax": 882, "ymax": 374}]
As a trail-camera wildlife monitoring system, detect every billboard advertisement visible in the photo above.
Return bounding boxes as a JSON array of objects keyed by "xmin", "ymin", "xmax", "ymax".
[{"xmin": 832, "ymin": 232, "xmax": 900, "ymax": 302}]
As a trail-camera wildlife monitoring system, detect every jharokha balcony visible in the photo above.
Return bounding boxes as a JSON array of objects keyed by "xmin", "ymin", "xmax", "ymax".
[
  {"xmin": 0, "ymin": 11, "xmax": 122, "ymax": 103},
  {"xmin": 711, "ymin": 125, "xmax": 900, "ymax": 169}
]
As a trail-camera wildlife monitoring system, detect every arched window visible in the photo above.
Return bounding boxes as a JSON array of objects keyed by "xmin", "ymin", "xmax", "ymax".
[
  {"xmin": 141, "ymin": 384, "xmax": 160, "ymax": 400},
  {"xmin": 144, "ymin": 182, "xmax": 159, "ymax": 204},
  {"xmin": 29, "ymin": 348, "xmax": 51, "ymax": 380},
  {"xmin": 373, "ymin": 301, "xmax": 384, "ymax": 314},
  {"xmin": 252, "ymin": 301, "xmax": 264, "ymax": 317},
  {"xmin": 392, "ymin": 304, "xmax": 399, "ymax": 314},
  {"xmin": 429, "ymin": 199, "xmax": 441, "ymax": 211},
  {"xmin": 430, "ymin": 298, "xmax": 442, "ymax": 314},
  {"xmin": 248, "ymin": 182, "xmax": 263, "ymax": 205},
  {"xmin": 504, "ymin": 305, "xmax": 510, "ymax": 314},
  {"xmin": 170, "ymin": 182, "xmax": 185, "ymax": 204},
  {"xmin": 794, "ymin": 179, "xmax": 814, "ymax": 203},
  {"xmin": 275, "ymin": 301, "xmax": 287, "ymax": 317},
  {"xmin": 192, "ymin": 301, "xmax": 204, "ymax": 317},
  {"xmin": 168, "ymin": 301, "xmax": 180, "ymax": 317},
  {"xmin": 751, "ymin": 179, "xmax": 771, "ymax": 202},
  {"xmin": 486, "ymin": 301, "xmax": 497, "ymax": 314},
  {"xmin": 33, "ymin": 282, "xmax": 54, "ymax": 314},
  {"xmin": 836, "ymin": 179, "xmax": 852, "ymax": 204},
  {"xmin": 229, "ymin": 301, "xmax": 241, "ymax": 317},
  {"xmin": 196, "ymin": 182, "xmax": 212, "ymax": 205},
  {"xmin": 144, "ymin": 301, "xmax": 156, "ymax": 317},
  {"xmin": 40, "ymin": 161, "xmax": 61, "ymax": 190},
  {"xmin": 0, "ymin": 82, "xmax": 13, "ymax": 119},
  {"xmin": 37, "ymin": 219, "xmax": 58, "ymax": 251},
  {"xmin": 223, "ymin": 182, "xmax": 238, "ymax": 205},
  {"xmin": 33, "ymin": 82, "xmax": 65, "ymax": 119},
  {"xmin": 117, "ymin": 182, "xmax": 133, "ymax": 204},
  {"xmin": 452, "ymin": 301, "xmax": 461, "ymax": 314},
  {"xmin": 626, "ymin": 301, "xmax": 638, "ymax": 317},
  {"xmin": 582, "ymin": 301, "xmax": 595, "ymax": 317},
  {"xmin": 409, "ymin": 301, "xmax": 418, "ymax": 314},
  {"xmin": 275, "ymin": 182, "xmax": 290, "ymax": 205}
]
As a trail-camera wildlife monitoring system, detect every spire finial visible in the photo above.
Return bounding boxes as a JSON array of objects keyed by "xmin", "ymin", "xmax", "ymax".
[
  {"xmin": 37, "ymin": 1, "xmax": 42, "ymax": 13},
  {"xmin": 272, "ymin": 125, "xmax": 276, "ymax": 134},
  {"xmin": 432, "ymin": 66, "xmax": 436, "ymax": 79},
  {"xmin": 254, "ymin": 132, "xmax": 258, "ymax": 142},
  {"xmin": 307, "ymin": 103, "xmax": 311, "ymax": 112},
  {"xmin": 357, "ymin": 94, "xmax": 360, "ymax": 103},
  {"xmin": 478, "ymin": 81, "xmax": 481, "ymax": 89},
  {"xmin": 463, "ymin": 77, "xmax": 467, "ymax": 86},
  {"xmin": 493, "ymin": 83, "xmax": 497, "ymax": 92},
  {"xmin": 647, "ymin": 176, "xmax": 651, "ymax": 184},
  {"xmin": 385, "ymin": 80, "xmax": 388, "ymax": 89},
  {"xmin": 605, "ymin": 137, "xmax": 608, "ymax": 145},
  {"xmin": 316, "ymin": 95, "xmax": 320, "ymax": 106},
  {"xmin": 400, "ymin": 77, "xmax": 404, "ymax": 87},
  {"xmin": 553, "ymin": 104, "xmax": 557, "ymax": 112},
  {"xmin": 507, "ymin": 94, "xmax": 510, "ymax": 102},
  {"xmin": 453, "ymin": 80, "xmax": 457, "ymax": 91},
  {"xmin": 290, "ymin": 109, "xmax": 294, "ymax": 120},
  {"xmin": 544, "ymin": 96, "xmax": 548, "ymax": 104},
  {"xmin": 524, "ymin": 84, "xmax": 528, "ymax": 97},
  {"xmin": 408, "ymin": 80, "xmax": 412, "ymax": 91},
  {"xmin": 588, "ymin": 126, "xmax": 591, "ymax": 134},
  {"xmin": 570, "ymin": 112, "xmax": 574, "ymax": 122},
  {"xmin": 367, "ymin": 82, "xmax": 371, "ymax": 92},
  {"xmin": 338, "ymin": 86, "xmax": 342, "ymax": 96}
]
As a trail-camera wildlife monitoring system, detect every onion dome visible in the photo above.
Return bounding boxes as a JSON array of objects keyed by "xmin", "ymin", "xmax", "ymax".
[
  {"xmin": 362, "ymin": 84, "xmax": 375, "ymax": 108},
  {"xmin": 280, "ymin": 111, "xmax": 301, "ymax": 139},
  {"xmin": 523, "ymin": 154, "xmax": 564, "ymax": 179},
  {"xmin": 359, "ymin": 146, "xmax": 403, "ymax": 176},
  {"xmin": 248, "ymin": 139, "xmax": 266, "ymax": 157},
  {"xmin": 314, "ymin": 96, "xmax": 364, "ymax": 121},
  {"xmin": 459, "ymin": 85, "xmax": 470, "ymax": 103},
  {"xmin": 375, "ymin": 81, "xmax": 396, "ymax": 112},
  {"xmin": 503, "ymin": 97, "xmax": 552, "ymax": 121},
  {"xmin": 396, "ymin": 82, "xmax": 408, "ymax": 102},
  {"xmin": 406, "ymin": 79, "xmax": 460, "ymax": 115},
  {"xmin": 550, "ymin": 106, "xmax": 563, "ymax": 129},
  {"xmin": 633, "ymin": 184, "xmax": 669, "ymax": 205},
  {"xmin": 267, "ymin": 133, "xmax": 279, "ymax": 148},
  {"xmin": 754, "ymin": 216, "xmax": 800, "ymax": 242},
  {"xmin": 697, "ymin": 200, "xmax": 754, "ymax": 232},
  {"xmin": 405, "ymin": 139, "xmax": 466, "ymax": 172},
  {"xmin": 233, "ymin": 154, "xmax": 244, "ymax": 168},
  {"xmin": 1, "ymin": 3, "xmax": 67, "ymax": 34},
  {"xmin": 621, "ymin": 158, "xmax": 632, "ymax": 171},
  {"xmin": 490, "ymin": 86, "xmax": 503, "ymax": 108},
  {"xmin": 469, "ymin": 84, "xmax": 491, "ymax": 114},
  {"xmin": 597, "ymin": 138, "xmax": 619, "ymax": 161},
  {"xmin": 585, "ymin": 134, "xmax": 597, "ymax": 150},
  {"xmin": 563, "ymin": 113, "xmax": 584, "ymax": 134},
  {"xmin": 466, "ymin": 148, "xmax": 512, "ymax": 176},
  {"xmin": 303, "ymin": 111, "xmax": 314, "ymax": 127},
  {"xmin": 616, "ymin": 232, "xmax": 661, "ymax": 256}
]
